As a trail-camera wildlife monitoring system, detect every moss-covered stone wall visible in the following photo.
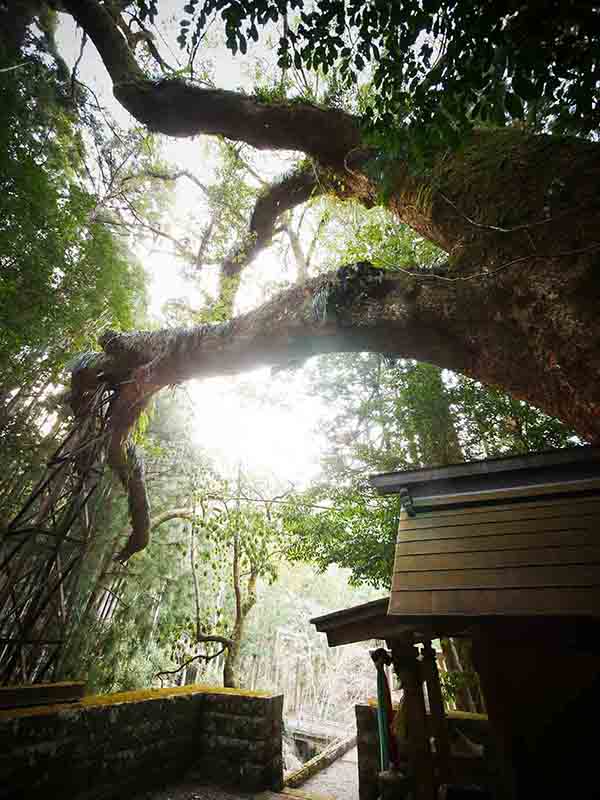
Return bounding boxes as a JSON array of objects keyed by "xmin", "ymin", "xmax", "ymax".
[{"xmin": 0, "ymin": 684, "xmax": 283, "ymax": 800}]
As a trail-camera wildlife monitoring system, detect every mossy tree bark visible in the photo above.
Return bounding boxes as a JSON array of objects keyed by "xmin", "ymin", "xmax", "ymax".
[
  {"xmin": 57, "ymin": 0, "xmax": 600, "ymax": 557},
  {"xmin": 64, "ymin": 0, "xmax": 600, "ymax": 440}
]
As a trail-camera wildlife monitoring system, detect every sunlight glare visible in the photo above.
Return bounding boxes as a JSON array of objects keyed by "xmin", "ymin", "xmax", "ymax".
[{"xmin": 187, "ymin": 369, "xmax": 326, "ymax": 485}]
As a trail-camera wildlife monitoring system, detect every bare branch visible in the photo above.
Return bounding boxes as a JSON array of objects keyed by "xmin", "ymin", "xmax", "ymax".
[
  {"xmin": 71, "ymin": 31, "xmax": 87, "ymax": 100},
  {"xmin": 154, "ymin": 645, "xmax": 229, "ymax": 686},
  {"xmin": 0, "ymin": 62, "xmax": 30, "ymax": 73},
  {"xmin": 226, "ymin": 143, "xmax": 269, "ymax": 187},
  {"xmin": 121, "ymin": 168, "xmax": 210, "ymax": 196}
]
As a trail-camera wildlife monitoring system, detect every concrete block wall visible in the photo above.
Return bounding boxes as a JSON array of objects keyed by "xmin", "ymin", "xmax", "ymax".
[{"xmin": 0, "ymin": 684, "xmax": 283, "ymax": 800}]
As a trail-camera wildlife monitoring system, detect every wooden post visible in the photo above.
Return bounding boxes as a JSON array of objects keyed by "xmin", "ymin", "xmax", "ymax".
[
  {"xmin": 420, "ymin": 638, "xmax": 450, "ymax": 786},
  {"xmin": 294, "ymin": 657, "xmax": 301, "ymax": 715},
  {"xmin": 390, "ymin": 637, "xmax": 435, "ymax": 800}
]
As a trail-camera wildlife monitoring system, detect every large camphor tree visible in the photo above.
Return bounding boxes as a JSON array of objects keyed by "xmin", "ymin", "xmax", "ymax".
[{"xmin": 9, "ymin": 0, "xmax": 600, "ymax": 559}]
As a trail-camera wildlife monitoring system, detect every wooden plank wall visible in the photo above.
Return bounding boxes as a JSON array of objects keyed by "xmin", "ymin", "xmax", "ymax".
[{"xmin": 389, "ymin": 494, "xmax": 600, "ymax": 616}]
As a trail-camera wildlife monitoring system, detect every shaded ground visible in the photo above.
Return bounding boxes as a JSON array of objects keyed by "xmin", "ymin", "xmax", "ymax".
[
  {"xmin": 133, "ymin": 782, "xmax": 329, "ymax": 800},
  {"xmin": 134, "ymin": 782, "xmax": 289, "ymax": 800},
  {"xmin": 135, "ymin": 783, "xmax": 250, "ymax": 800},
  {"xmin": 133, "ymin": 747, "xmax": 359, "ymax": 800},
  {"xmin": 134, "ymin": 747, "xmax": 358, "ymax": 800},
  {"xmin": 299, "ymin": 746, "xmax": 359, "ymax": 800}
]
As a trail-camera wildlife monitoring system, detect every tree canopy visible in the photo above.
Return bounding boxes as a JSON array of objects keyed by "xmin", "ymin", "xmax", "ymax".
[
  {"xmin": 0, "ymin": 48, "xmax": 146, "ymax": 389},
  {"xmin": 1, "ymin": 0, "xmax": 598, "ymax": 693},
  {"xmin": 284, "ymin": 355, "xmax": 575, "ymax": 588},
  {"xmin": 22, "ymin": 0, "xmax": 591, "ymax": 563},
  {"xmin": 170, "ymin": 0, "xmax": 599, "ymax": 160}
]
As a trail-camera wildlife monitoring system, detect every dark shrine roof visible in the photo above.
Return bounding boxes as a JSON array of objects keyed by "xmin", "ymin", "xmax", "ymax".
[
  {"xmin": 310, "ymin": 597, "xmax": 480, "ymax": 646},
  {"xmin": 310, "ymin": 597, "xmax": 600, "ymax": 647},
  {"xmin": 369, "ymin": 445, "xmax": 600, "ymax": 510},
  {"xmin": 310, "ymin": 447, "xmax": 600, "ymax": 646}
]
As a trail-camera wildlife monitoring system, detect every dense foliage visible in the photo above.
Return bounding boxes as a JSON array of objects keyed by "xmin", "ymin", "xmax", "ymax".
[
  {"xmin": 0, "ymin": 38, "xmax": 152, "ymax": 535},
  {"xmin": 162, "ymin": 0, "xmax": 600, "ymax": 161},
  {"xmin": 0, "ymin": 55, "xmax": 146, "ymax": 388},
  {"xmin": 283, "ymin": 356, "xmax": 575, "ymax": 589}
]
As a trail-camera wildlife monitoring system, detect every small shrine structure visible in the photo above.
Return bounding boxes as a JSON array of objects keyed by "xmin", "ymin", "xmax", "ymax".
[{"xmin": 312, "ymin": 446, "xmax": 600, "ymax": 799}]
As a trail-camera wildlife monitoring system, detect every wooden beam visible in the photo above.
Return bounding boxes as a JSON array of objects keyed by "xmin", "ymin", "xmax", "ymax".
[
  {"xmin": 389, "ymin": 586, "xmax": 600, "ymax": 616},
  {"xmin": 420, "ymin": 639, "xmax": 450, "ymax": 784}
]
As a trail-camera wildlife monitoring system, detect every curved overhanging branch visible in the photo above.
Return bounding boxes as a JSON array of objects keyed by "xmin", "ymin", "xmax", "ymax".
[
  {"xmin": 71, "ymin": 259, "xmax": 600, "ymax": 560},
  {"xmin": 76, "ymin": 261, "xmax": 600, "ymax": 439},
  {"xmin": 59, "ymin": 0, "xmax": 600, "ymax": 264},
  {"xmin": 62, "ymin": 0, "xmax": 362, "ymax": 165}
]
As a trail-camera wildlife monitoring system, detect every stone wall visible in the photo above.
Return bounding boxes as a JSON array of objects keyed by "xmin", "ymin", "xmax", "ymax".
[
  {"xmin": 356, "ymin": 702, "xmax": 382, "ymax": 800},
  {"xmin": 0, "ymin": 684, "xmax": 283, "ymax": 800},
  {"xmin": 355, "ymin": 702, "xmax": 491, "ymax": 800}
]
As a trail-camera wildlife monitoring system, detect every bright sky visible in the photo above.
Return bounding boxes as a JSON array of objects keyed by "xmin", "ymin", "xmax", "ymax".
[
  {"xmin": 57, "ymin": 11, "xmax": 328, "ymax": 485},
  {"xmin": 186, "ymin": 370, "xmax": 326, "ymax": 483}
]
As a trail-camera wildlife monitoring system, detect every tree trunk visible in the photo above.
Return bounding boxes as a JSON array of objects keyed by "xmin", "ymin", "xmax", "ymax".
[
  {"xmin": 222, "ymin": 627, "xmax": 241, "ymax": 688},
  {"xmin": 57, "ymin": 0, "xmax": 600, "ymax": 557},
  {"xmin": 65, "ymin": 0, "xmax": 600, "ymax": 440},
  {"xmin": 222, "ymin": 534, "xmax": 258, "ymax": 688}
]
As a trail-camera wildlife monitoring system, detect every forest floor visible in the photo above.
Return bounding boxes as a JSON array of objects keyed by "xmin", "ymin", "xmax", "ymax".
[
  {"xmin": 134, "ymin": 785, "xmax": 331, "ymax": 800},
  {"xmin": 133, "ymin": 748, "xmax": 359, "ymax": 800}
]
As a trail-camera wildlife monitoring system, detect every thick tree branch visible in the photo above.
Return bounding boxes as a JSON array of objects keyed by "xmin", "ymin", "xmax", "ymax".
[
  {"xmin": 217, "ymin": 165, "xmax": 319, "ymax": 308},
  {"xmin": 117, "ymin": 506, "xmax": 198, "ymax": 563},
  {"xmin": 55, "ymin": 0, "xmax": 600, "ymax": 273},
  {"xmin": 222, "ymin": 166, "xmax": 317, "ymax": 280},
  {"xmin": 71, "ymin": 241, "xmax": 600, "ymax": 561},
  {"xmin": 62, "ymin": 0, "xmax": 362, "ymax": 165},
  {"xmin": 73, "ymin": 257, "xmax": 600, "ymax": 458},
  {"xmin": 62, "ymin": 0, "xmax": 600, "ymax": 267}
]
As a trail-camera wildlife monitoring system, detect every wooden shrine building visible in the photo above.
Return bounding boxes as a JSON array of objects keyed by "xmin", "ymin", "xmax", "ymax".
[{"xmin": 311, "ymin": 446, "xmax": 600, "ymax": 800}]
